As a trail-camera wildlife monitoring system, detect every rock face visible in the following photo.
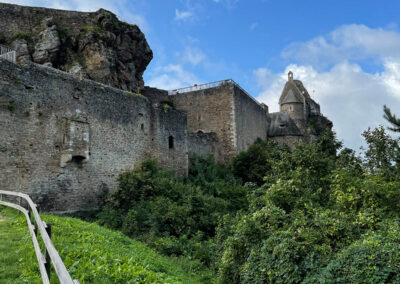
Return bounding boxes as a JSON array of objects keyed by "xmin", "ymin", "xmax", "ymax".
[{"xmin": 0, "ymin": 3, "xmax": 153, "ymax": 91}]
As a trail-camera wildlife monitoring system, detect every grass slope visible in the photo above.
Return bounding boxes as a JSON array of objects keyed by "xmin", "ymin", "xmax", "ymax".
[
  {"xmin": 0, "ymin": 206, "xmax": 213, "ymax": 283},
  {"xmin": 0, "ymin": 209, "xmax": 37, "ymax": 283}
]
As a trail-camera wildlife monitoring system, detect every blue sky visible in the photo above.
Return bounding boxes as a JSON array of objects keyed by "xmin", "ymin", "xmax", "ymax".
[{"xmin": 2, "ymin": 0, "xmax": 400, "ymax": 151}]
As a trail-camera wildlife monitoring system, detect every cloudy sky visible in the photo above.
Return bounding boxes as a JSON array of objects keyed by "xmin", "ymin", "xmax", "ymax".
[{"xmin": 2, "ymin": 0, "xmax": 400, "ymax": 151}]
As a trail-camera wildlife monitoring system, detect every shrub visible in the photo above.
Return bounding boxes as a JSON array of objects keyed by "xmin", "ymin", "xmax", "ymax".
[
  {"xmin": 232, "ymin": 139, "xmax": 289, "ymax": 186},
  {"xmin": 99, "ymin": 158, "xmax": 247, "ymax": 265}
]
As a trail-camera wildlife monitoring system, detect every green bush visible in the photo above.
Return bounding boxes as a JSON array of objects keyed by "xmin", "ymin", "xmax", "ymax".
[
  {"xmin": 216, "ymin": 128, "xmax": 400, "ymax": 283},
  {"xmin": 232, "ymin": 139, "xmax": 289, "ymax": 186},
  {"xmin": 99, "ymin": 158, "xmax": 247, "ymax": 266},
  {"xmin": 311, "ymin": 224, "xmax": 400, "ymax": 284}
]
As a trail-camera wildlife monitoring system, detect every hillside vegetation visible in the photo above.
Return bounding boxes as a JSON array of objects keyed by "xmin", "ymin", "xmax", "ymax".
[
  {"xmin": 2, "ymin": 124, "xmax": 399, "ymax": 283},
  {"xmin": 0, "ymin": 207, "xmax": 213, "ymax": 283},
  {"xmin": 98, "ymin": 126, "xmax": 400, "ymax": 283},
  {"xmin": 0, "ymin": 209, "xmax": 32, "ymax": 283}
]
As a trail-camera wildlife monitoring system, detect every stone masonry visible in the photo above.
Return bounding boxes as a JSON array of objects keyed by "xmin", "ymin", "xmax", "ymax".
[
  {"xmin": 0, "ymin": 60, "xmax": 187, "ymax": 212},
  {"xmin": 170, "ymin": 82, "xmax": 270, "ymax": 163}
]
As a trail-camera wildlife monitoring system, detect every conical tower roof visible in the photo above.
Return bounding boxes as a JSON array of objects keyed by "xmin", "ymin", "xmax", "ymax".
[{"xmin": 279, "ymin": 71, "xmax": 308, "ymax": 105}]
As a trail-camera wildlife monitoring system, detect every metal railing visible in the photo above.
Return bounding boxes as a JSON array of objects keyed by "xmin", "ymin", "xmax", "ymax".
[
  {"xmin": 167, "ymin": 79, "xmax": 232, "ymax": 95},
  {"xmin": 0, "ymin": 190, "xmax": 79, "ymax": 284},
  {"xmin": 168, "ymin": 79, "xmax": 263, "ymax": 107},
  {"xmin": 0, "ymin": 45, "xmax": 16, "ymax": 63}
]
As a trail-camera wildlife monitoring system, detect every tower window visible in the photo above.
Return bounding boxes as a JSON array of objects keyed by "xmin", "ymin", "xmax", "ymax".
[
  {"xmin": 169, "ymin": 136, "xmax": 174, "ymax": 149},
  {"xmin": 289, "ymin": 105, "xmax": 293, "ymax": 111}
]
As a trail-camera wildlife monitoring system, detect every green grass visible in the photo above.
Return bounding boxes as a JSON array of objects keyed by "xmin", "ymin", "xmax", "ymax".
[
  {"xmin": 0, "ymin": 208, "xmax": 38, "ymax": 283},
  {"xmin": 0, "ymin": 206, "xmax": 213, "ymax": 283}
]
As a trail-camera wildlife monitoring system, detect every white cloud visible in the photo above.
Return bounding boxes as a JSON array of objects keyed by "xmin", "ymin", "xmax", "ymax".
[
  {"xmin": 181, "ymin": 46, "xmax": 207, "ymax": 66},
  {"xmin": 212, "ymin": 0, "xmax": 239, "ymax": 8},
  {"xmin": 282, "ymin": 24, "xmax": 400, "ymax": 68},
  {"xmin": 147, "ymin": 64, "xmax": 201, "ymax": 90},
  {"xmin": 146, "ymin": 43, "xmax": 208, "ymax": 90},
  {"xmin": 174, "ymin": 9, "xmax": 194, "ymax": 21},
  {"xmin": 382, "ymin": 59, "xmax": 400, "ymax": 99},
  {"xmin": 173, "ymin": 0, "xmax": 205, "ymax": 22}
]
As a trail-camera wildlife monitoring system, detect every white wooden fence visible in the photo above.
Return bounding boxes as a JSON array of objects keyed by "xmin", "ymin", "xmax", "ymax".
[
  {"xmin": 0, "ymin": 45, "xmax": 16, "ymax": 63},
  {"xmin": 0, "ymin": 190, "xmax": 79, "ymax": 284}
]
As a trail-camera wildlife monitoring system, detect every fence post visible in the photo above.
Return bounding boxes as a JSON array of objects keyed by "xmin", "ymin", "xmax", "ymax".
[
  {"xmin": 45, "ymin": 223, "xmax": 52, "ymax": 279},
  {"xmin": 28, "ymin": 209, "xmax": 38, "ymax": 237}
]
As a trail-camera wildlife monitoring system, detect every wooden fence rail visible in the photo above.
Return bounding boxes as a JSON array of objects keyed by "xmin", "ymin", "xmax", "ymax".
[{"xmin": 0, "ymin": 190, "xmax": 79, "ymax": 284}]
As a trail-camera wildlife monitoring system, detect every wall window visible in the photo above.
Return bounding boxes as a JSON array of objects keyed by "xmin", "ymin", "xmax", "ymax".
[
  {"xmin": 289, "ymin": 105, "xmax": 293, "ymax": 111},
  {"xmin": 169, "ymin": 136, "xmax": 174, "ymax": 149}
]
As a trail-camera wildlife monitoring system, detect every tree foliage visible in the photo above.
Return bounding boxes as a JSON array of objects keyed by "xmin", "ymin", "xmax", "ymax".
[
  {"xmin": 99, "ymin": 126, "xmax": 400, "ymax": 283},
  {"xmin": 216, "ymin": 128, "xmax": 400, "ymax": 283},
  {"xmin": 98, "ymin": 158, "xmax": 248, "ymax": 266},
  {"xmin": 384, "ymin": 105, "xmax": 400, "ymax": 132}
]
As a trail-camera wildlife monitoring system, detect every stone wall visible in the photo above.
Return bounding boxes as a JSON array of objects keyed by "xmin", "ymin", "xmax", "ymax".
[
  {"xmin": 170, "ymin": 84, "xmax": 236, "ymax": 164},
  {"xmin": 0, "ymin": 59, "xmax": 187, "ymax": 212},
  {"xmin": 281, "ymin": 102, "xmax": 304, "ymax": 121},
  {"xmin": 233, "ymin": 85, "xmax": 269, "ymax": 153},
  {"xmin": 188, "ymin": 131, "xmax": 219, "ymax": 160},
  {"xmin": 142, "ymin": 86, "xmax": 169, "ymax": 106},
  {"xmin": 152, "ymin": 106, "xmax": 188, "ymax": 176}
]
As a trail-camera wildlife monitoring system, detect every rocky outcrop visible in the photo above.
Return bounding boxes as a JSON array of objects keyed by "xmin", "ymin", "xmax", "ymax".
[{"xmin": 0, "ymin": 3, "xmax": 153, "ymax": 91}]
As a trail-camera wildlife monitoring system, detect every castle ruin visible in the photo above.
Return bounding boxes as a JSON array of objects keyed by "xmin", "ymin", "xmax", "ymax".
[{"xmin": 0, "ymin": 3, "xmax": 332, "ymax": 212}]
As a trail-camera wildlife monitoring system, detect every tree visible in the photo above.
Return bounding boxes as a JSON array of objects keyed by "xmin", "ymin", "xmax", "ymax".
[
  {"xmin": 383, "ymin": 105, "xmax": 400, "ymax": 132},
  {"xmin": 362, "ymin": 126, "xmax": 400, "ymax": 180},
  {"xmin": 232, "ymin": 139, "xmax": 288, "ymax": 186}
]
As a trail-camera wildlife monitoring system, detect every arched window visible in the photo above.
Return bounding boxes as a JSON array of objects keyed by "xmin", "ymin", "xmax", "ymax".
[
  {"xmin": 169, "ymin": 136, "xmax": 174, "ymax": 149},
  {"xmin": 289, "ymin": 105, "xmax": 293, "ymax": 111}
]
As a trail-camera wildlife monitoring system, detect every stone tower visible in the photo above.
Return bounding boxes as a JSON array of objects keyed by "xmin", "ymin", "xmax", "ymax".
[
  {"xmin": 278, "ymin": 71, "xmax": 322, "ymax": 134},
  {"xmin": 280, "ymin": 71, "xmax": 305, "ymax": 121}
]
